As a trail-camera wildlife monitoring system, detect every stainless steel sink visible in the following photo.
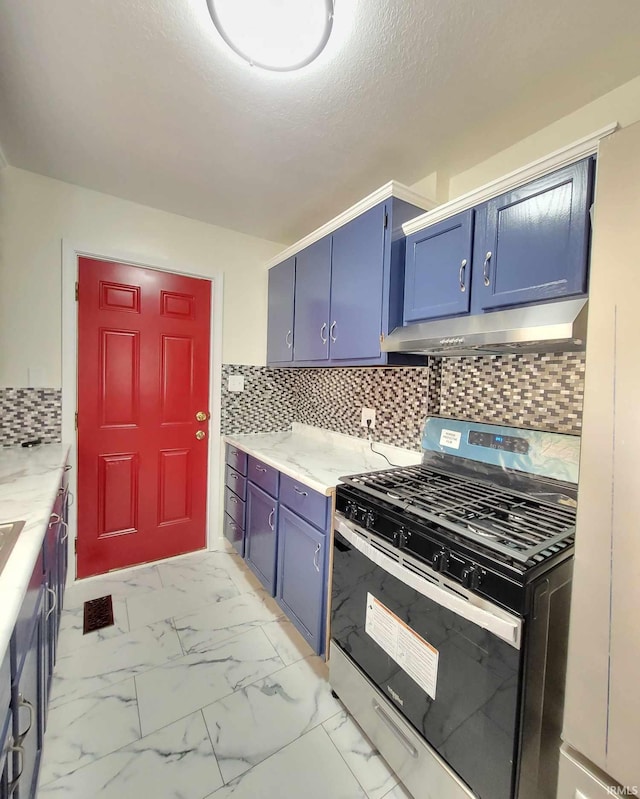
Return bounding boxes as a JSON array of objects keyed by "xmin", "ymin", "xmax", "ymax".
[{"xmin": 0, "ymin": 521, "xmax": 26, "ymax": 574}]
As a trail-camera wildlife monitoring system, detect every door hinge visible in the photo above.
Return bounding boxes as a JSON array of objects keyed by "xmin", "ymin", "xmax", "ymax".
[
  {"xmin": 383, "ymin": 211, "xmax": 388, "ymax": 229},
  {"xmin": 75, "ymin": 281, "xmax": 79, "ymax": 301},
  {"xmin": 74, "ymin": 539, "xmax": 77, "ymax": 554},
  {"xmin": 75, "ymin": 411, "xmax": 78, "ymax": 430}
]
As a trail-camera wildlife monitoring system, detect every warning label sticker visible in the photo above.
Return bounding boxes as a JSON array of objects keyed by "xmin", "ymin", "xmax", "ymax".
[
  {"xmin": 365, "ymin": 593, "xmax": 439, "ymax": 700},
  {"xmin": 439, "ymin": 429, "xmax": 462, "ymax": 449}
]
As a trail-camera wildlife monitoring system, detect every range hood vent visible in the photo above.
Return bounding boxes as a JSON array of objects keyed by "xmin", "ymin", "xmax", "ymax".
[{"xmin": 381, "ymin": 298, "xmax": 588, "ymax": 357}]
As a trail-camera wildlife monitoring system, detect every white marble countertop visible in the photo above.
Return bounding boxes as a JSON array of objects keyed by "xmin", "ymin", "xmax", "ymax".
[
  {"xmin": 0, "ymin": 443, "xmax": 70, "ymax": 661},
  {"xmin": 224, "ymin": 423, "xmax": 422, "ymax": 496}
]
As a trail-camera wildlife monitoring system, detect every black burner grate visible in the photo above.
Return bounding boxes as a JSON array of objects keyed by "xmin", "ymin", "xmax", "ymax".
[
  {"xmin": 83, "ymin": 595, "xmax": 114, "ymax": 634},
  {"xmin": 346, "ymin": 465, "xmax": 576, "ymax": 564}
]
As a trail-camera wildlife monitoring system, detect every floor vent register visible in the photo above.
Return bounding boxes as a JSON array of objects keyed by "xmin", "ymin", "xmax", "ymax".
[{"xmin": 83, "ymin": 595, "xmax": 114, "ymax": 634}]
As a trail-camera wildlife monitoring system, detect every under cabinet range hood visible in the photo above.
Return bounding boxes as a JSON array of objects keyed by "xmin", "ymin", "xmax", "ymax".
[{"xmin": 381, "ymin": 298, "xmax": 588, "ymax": 357}]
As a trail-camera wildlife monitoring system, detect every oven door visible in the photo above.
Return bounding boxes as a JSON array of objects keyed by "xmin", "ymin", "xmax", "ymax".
[{"xmin": 331, "ymin": 515, "xmax": 523, "ymax": 799}]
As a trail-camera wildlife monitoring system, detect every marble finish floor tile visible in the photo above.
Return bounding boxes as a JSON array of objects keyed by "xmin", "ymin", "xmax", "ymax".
[
  {"xmin": 156, "ymin": 554, "xmax": 243, "ymax": 591},
  {"xmin": 56, "ymin": 596, "xmax": 130, "ymax": 658},
  {"xmin": 38, "ymin": 711, "xmax": 223, "ymax": 799},
  {"xmin": 202, "ymin": 656, "xmax": 340, "ymax": 783},
  {"xmin": 126, "ymin": 575, "xmax": 240, "ymax": 629},
  {"xmin": 39, "ymin": 679, "xmax": 140, "ymax": 785},
  {"xmin": 381, "ymin": 785, "xmax": 413, "ymax": 799},
  {"xmin": 49, "ymin": 619, "xmax": 183, "ymax": 708},
  {"xmin": 174, "ymin": 588, "xmax": 283, "ymax": 655},
  {"xmin": 62, "ymin": 564, "xmax": 162, "ymax": 609},
  {"xmin": 136, "ymin": 627, "xmax": 284, "ymax": 736},
  {"xmin": 205, "ymin": 726, "xmax": 367, "ymax": 799},
  {"xmin": 261, "ymin": 617, "xmax": 316, "ymax": 665},
  {"xmin": 323, "ymin": 711, "xmax": 399, "ymax": 799}
]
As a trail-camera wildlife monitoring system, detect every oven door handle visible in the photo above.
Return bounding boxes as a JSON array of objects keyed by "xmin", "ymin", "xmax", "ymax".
[
  {"xmin": 335, "ymin": 516, "xmax": 522, "ymax": 649},
  {"xmin": 372, "ymin": 701, "xmax": 418, "ymax": 759}
]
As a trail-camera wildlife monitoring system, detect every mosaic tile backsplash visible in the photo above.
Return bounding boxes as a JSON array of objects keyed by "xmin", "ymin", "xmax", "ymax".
[
  {"xmin": 0, "ymin": 388, "xmax": 62, "ymax": 446},
  {"xmin": 222, "ymin": 351, "xmax": 585, "ymax": 451}
]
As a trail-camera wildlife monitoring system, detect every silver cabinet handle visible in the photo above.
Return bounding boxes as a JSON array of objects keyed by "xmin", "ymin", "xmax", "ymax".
[
  {"xmin": 313, "ymin": 543, "xmax": 321, "ymax": 572},
  {"xmin": 229, "ymin": 495, "xmax": 238, "ymax": 504},
  {"xmin": 255, "ymin": 465, "xmax": 267, "ymax": 473},
  {"xmin": 17, "ymin": 695, "xmax": 34, "ymax": 744},
  {"xmin": 67, "ymin": 491, "xmax": 75, "ymax": 507},
  {"xmin": 61, "ymin": 520, "xmax": 69, "ymax": 543},
  {"xmin": 64, "ymin": 463, "xmax": 72, "ymax": 471},
  {"xmin": 372, "ymin": 701, "xmax": 418, "ymax": 758},
  {"xmin": 320, "ymin": 322, "xmax": 327, "ymax": 344},
  {"xmin": 293, "ymin": 487, "xmax": 308, "ymax": 497},
  {"xmin": 46, "ymin": 586, "xmax": 57, "ymax": 620},
  {"xmin": 268, "ymin": 509, "xmax": 275, "ymax": 530},
  {"xmin": 8, "ymin": 740, "xmax": 24, "ymax": 795},
  {"xmin": 483, "ymin": 251, "xmax": 492, "ymax": 286},
  {"xmin": 230, "ymin": 472, "xmax": 238, "ymax": 479},
  {"xmin": 329, "ymin": 321, "xmax": 337, "ymax": 342},
  {"xmin": 459, "ymin": 258, "xmax": 467, "ymax": 292},
  {"xmin": 49, "ymin": 513, "xmax": 61, "ymax": 527},
  {"xmin": 285, "ymin": 330, "xmax": 292, "ymax": 348}
]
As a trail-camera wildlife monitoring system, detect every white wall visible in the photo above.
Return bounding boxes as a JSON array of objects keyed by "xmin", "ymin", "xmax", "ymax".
[
  {"xmin": 410, "ymin": 73, "xmax": 640, "ymax": 202},
  {"xmin": 0, "ymin": 167, "xmax": 283, "ymax": 386}
]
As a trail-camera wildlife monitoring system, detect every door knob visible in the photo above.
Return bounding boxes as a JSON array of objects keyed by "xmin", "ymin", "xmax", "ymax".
[
  {"xmin": 195, "ymin": 430, "xmax": 206, "ymax": 440},
  {"xmin": 195, "ymin": 411, "xmax": 208, "ymax": 422}
]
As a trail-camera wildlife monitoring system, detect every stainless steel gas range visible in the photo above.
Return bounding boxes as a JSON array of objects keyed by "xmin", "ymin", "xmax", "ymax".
[{"xmin": 329, "ymin": 417, "xmax": 580, "ymax": 799}]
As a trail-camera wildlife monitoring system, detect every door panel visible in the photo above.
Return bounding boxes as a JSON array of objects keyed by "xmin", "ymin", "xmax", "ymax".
[
  {"xmin": 78, "ymin": 258, "xmax": 211, "ymax": 577},
  {"xmin": 267, "ymin": 258, "xmax": 295, "ymax": 364},
  {"xmin": 403, "ymin": 210, "xmax": 474, "ymax": 322},
  {"xmin": 293, "ymin": 238, "xmax": 331, "ymax": 362},
  {"xmin": 329, "ymin": 205, "xmax": 385, "ymax": 361},
  {"xmin": 475, "ymin": 160, "xmax": 591, "ymax": 310}
]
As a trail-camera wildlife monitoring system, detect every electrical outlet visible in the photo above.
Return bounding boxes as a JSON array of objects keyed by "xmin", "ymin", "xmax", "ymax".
[{"xmin": 361, "ymin": 407, "xmax": 376, "ymax": 429}]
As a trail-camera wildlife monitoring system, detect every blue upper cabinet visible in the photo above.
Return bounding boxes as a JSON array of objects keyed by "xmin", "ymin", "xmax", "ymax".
[
  {"xmin": 266, "ymin": 257, "xmax": 295, "ymax": 364},
  {"xmin": 293, "ymin": 238, "xmax": 332, "ymax": 362},
  {"xmin": 266, "ymin": 184, "xmax": 431, "ymax": 367},
  {"xmin": 329, "ymin": 205, "xmax": 386, "ymax": 361},
  {"xmin": 472, "ymin": 159, "xmax": 593, "ymax": 312},
  {"xmin": 403, "ymin": 209, "xmax": 474, "ymax": 322}
]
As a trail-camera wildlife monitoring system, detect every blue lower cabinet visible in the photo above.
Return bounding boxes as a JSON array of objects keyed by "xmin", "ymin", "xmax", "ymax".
[
  {"xmin": 245, "ymin": 483, "xmax": 279, "ymax": 596},
  {"xmin": 223, "ymin": 512, "xmax": 244, "ymax": 557},
  {"xmin": 276, "ymin": 507, "xmax": 327, "ymax": 655}
]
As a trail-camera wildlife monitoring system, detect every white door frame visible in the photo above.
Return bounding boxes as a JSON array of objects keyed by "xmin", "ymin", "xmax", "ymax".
[{"xmin": 61, "ymin": 240, "xmax": 224, "ymax": 583}]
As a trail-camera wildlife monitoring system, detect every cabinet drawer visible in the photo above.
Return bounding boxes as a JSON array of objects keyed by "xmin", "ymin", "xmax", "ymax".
[
  {"xmin": 280, "ymin": 474, "xmax": 329, "ymax": 532},
  {"xmin": 224, "ymin": 486, "xmax": 245, "ymax": 528},
  {"xmin": 247, "ymin": 456, "xmax": 279, "ymax": 498},
  {"xmin": 223, "ymin": 512, "xmax": 244, "ymax": 558},
  {"xmin": 226, "ymin": 444, "xmax": 248, "ymax": 476},
  {"xmin": 225, "ymin": 464, "xmax": 247, "ymax": 501}
]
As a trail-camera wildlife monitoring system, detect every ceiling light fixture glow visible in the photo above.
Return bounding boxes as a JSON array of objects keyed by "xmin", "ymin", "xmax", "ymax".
[{"xmin": 207, "ymin": 0, "xmax": 334, "ymax": 72}]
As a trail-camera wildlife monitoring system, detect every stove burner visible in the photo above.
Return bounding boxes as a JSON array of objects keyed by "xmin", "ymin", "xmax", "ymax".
[{"xmin": 346, "ymin": 464, "xmax": 576, "ymax": 564}]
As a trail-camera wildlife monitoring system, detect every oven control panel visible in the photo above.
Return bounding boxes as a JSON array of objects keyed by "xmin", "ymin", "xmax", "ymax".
[{"xmin": 468, "ymin": 430, "xmax": 529, "ymax": 454}]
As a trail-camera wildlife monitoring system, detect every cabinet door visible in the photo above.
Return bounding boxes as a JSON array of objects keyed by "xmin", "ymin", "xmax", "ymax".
[
  {"xmin": 475, "ymin": 160, "xmax": 592, "ymax": 311},
  {"xmin": 245, "ymin": 483, "xmax": 278, "ymax": 596},
  {"xmin": 267, "ymin": 257, "xmax": 295, "ymax": 364},
  {"xmin": 276, "ymin": 507, "xmax": 326, "ymax": 654},
  {"xmin": 329, "ymin": 205, "xmax": 386, "ymax": 361},
  {"xmin": 13, "ymin": 612, "xmax": 43, "ymax": 799},
  {"xmin": 404, "ymin": 210, "xmax": 474, "ymax": 322},
  {"xmin": 293, "ymin": 238, "xmax": 331, "ymax": 362}
]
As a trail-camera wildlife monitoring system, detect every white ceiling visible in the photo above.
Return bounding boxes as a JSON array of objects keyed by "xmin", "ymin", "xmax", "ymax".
[{"xmin": 1, "ymin": 0, "xmax": 639, "ymax": 244}]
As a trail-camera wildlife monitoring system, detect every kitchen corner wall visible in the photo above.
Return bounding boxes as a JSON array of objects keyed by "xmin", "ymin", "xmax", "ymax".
[{"xmin": 222, "ymin": 352, "xmax": 585, "ymax": 451}]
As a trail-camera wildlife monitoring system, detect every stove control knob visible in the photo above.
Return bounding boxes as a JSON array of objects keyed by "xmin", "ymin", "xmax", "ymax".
[
  {"xmin": 364, "ymin": 510, "xmax": 377, "ymax": 529},
  {"xmin": 462, "ymin": 565, "xmax": 484, "ymax": 590},
  {"xmin": 345, "ymin": 502, "xmax": 358, "ymax": 520},
  {"xmin": 431, "ymin": 549, "xmax": 449, "ymax": 572}
]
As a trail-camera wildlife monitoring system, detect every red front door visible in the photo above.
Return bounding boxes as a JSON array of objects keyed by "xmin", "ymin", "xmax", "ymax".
[{"xmin": 77, "ymin": 257, "xmax": 211, "ymax": 578}]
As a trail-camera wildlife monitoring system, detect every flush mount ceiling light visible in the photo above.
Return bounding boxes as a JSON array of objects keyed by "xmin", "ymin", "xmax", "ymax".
[{"xmin": 207, "ymin": 0, "xmax": 334, "ymax": 72}]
